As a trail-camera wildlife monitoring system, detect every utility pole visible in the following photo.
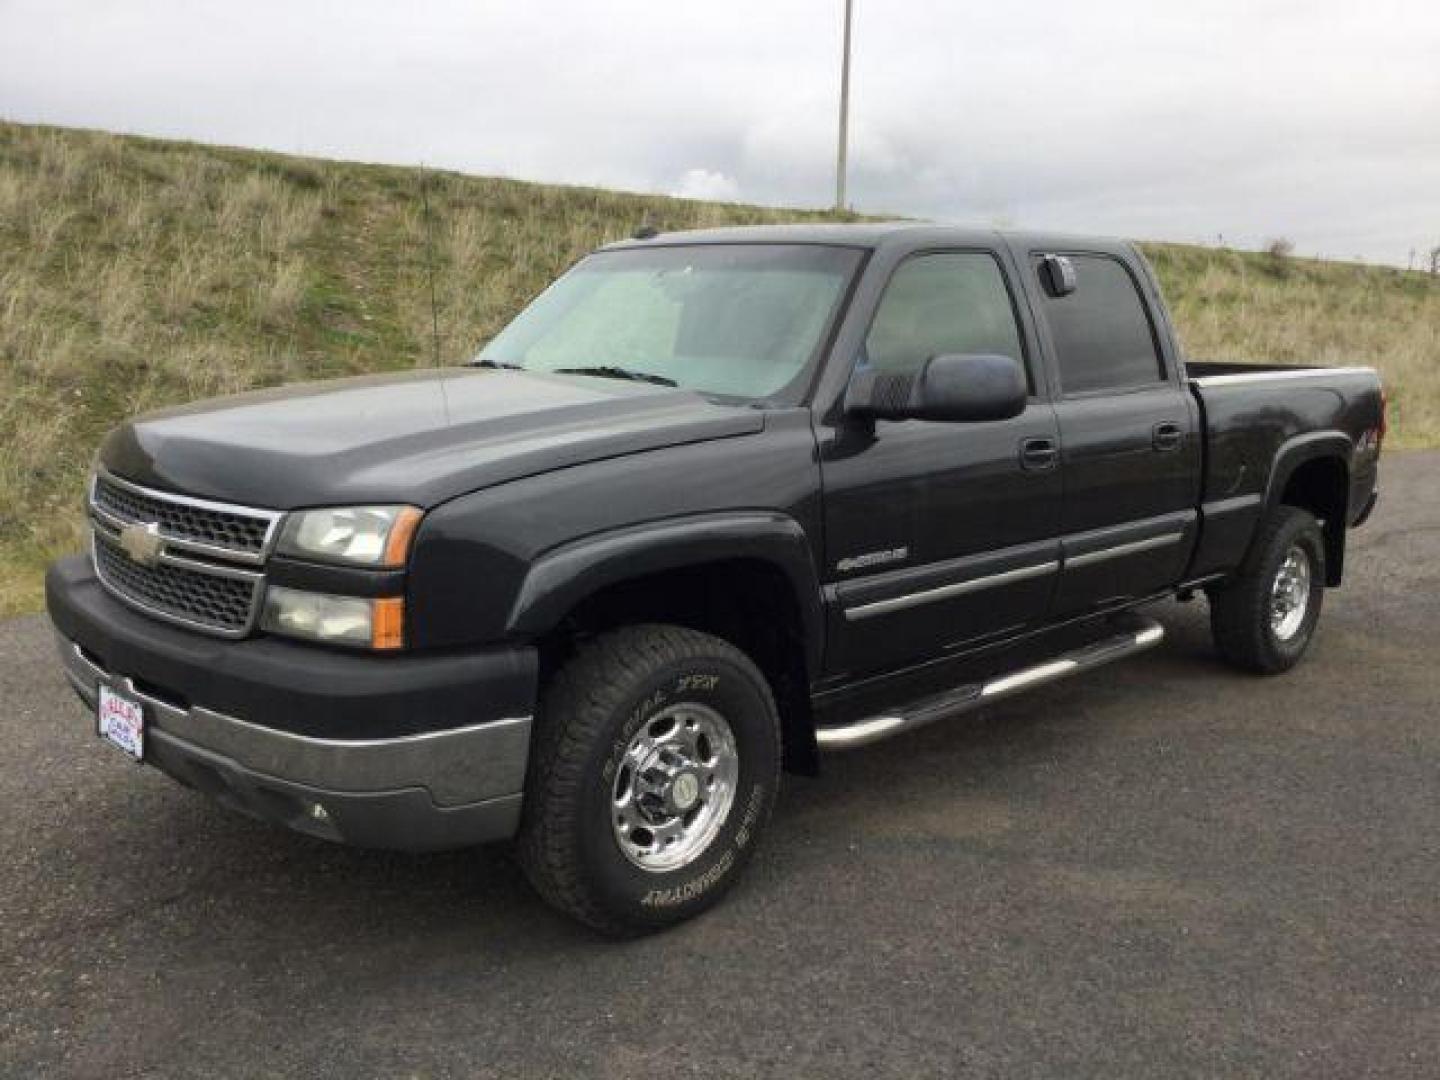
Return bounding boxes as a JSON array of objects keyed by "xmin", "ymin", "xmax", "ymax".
[{"xmin": 835, "ymin": 0, "xmax": 853, "ymax": 212}]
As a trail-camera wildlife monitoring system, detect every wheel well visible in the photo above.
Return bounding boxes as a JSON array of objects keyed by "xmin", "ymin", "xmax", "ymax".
[
  {"xmin": 537, "ymin": 560, "xmax": 819, "ymax": 775},
  {"xmin": 1279, "ymin": 455, "xmax": 1348, "ymax": 585}
]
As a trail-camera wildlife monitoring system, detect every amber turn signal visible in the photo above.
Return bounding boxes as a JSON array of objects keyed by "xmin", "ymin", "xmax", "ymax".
[
  {"xmin": 382, "ymin": 508, "xmax": 424, "ymax": 568},
  {"xmin": 371, "ymin": 597, "xmax": 405, "ymax": 650}
]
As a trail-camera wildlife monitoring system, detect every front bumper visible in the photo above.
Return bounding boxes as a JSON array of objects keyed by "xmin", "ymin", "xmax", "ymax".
[{"xmin": 47, "ymin": 555, "xmax": 537, "ymax": 851}]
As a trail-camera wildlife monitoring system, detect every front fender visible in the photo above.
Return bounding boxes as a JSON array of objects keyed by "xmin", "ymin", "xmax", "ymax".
[{"xmin": 505, "ymin": 511, "xmax": 825, "ymax": 674}]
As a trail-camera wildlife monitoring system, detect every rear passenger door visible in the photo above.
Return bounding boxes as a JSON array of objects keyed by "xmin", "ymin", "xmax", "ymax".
[{"xmin": 1024, "ymin": 249, "xmax": 1200, "ymax": 616}]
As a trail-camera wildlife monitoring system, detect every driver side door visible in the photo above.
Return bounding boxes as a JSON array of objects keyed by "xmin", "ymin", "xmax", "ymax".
[{"xmin": 817, "ymin": 250, "xmax": 1063, "ymax": 679}]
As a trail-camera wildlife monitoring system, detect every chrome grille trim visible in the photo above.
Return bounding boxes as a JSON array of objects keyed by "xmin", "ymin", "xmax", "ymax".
[
  {"xmin": 90, "ymin": 516, "xmax": 265, "ymax": 583},
  {"xmin": 87, "ymin": 469, "xmax": 279, "ymax": 638},
  {"xmin": 90, "ymin": 468, "xmax": 282, "ymax": 565},
  {"xmin": 92, "ymin": 531, "xmax": 264, "ymax": 639}
]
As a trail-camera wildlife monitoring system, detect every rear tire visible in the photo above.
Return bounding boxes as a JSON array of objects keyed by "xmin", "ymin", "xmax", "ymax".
[
  {"xmin": 1207, "ymin": 506, "xmax": 1326, "ymax": 675},
  {"xmin": 517, "ymin": 624, "xmax": 781, "ymax": 935}
]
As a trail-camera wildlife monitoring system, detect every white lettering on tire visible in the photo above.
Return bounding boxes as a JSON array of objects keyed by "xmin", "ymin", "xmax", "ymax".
[{"xmin": 639, "ymin": 784, "xmax": 766, "ymax": 907}]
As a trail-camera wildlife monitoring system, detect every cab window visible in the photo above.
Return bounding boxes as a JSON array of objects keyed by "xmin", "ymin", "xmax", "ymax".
[
  {"xmin": 1036, "ymin": 254, "xmax": 1165, "ymax": 395},
  {"xmin": 863, "ymin": 253, "xmax": 1027, "ymax": 383}
]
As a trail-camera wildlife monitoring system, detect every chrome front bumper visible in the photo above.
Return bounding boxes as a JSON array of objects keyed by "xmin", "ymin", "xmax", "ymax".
[{"xmin": 58, "ymin": 634, "xmax": 531, "ymax": 851}]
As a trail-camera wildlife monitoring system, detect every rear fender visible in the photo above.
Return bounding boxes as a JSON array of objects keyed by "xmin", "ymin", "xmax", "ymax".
[{"xmin": 1262, "ymin": 432, "xmax": 1353, "ymax": 586}]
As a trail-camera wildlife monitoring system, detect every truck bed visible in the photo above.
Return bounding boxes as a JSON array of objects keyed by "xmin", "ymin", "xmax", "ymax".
[{"xmin": 1183, "ymin": 360, "xmax": 1383, "ymax": 583}]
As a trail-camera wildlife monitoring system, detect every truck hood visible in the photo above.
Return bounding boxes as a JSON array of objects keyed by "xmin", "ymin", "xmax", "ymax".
[{"xmin": 99, "ymin": 368, "xmax": 765, "ymax": 509}]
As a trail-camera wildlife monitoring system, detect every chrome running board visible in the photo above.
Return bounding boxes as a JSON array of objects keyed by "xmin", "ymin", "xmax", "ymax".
[{"xmin": 816, "ymin": 616, "xmax": 1165, "ymax": 751}]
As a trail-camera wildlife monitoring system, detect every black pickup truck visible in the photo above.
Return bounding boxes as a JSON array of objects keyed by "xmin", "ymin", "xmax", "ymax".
[{"xmin": 47, "ymin": 224, "xmax": 1384, "ymax": 933}]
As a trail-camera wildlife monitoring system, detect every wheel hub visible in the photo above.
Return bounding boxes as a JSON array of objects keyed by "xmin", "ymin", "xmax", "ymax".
[
  {"xmin": 667, "ymin": 770, "xmax": 702, "ymax": 814},
  {"xmin": 612, "ymin": 703, "xmax": 739, "ymax": 872},
  {"xmin": 1269, "ymin": 545, "xmax": 1313, "ymax": 641}
]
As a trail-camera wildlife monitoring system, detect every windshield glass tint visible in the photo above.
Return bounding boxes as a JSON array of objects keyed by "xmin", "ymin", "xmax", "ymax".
[{"xmin": 476, "ymin": 244, "xmax": 862, "ymax": 399}]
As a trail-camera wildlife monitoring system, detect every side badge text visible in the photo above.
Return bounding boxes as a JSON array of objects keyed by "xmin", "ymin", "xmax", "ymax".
[{"xmin": 836, "ymin": 546, "xmax": 909, "ymax": 573}]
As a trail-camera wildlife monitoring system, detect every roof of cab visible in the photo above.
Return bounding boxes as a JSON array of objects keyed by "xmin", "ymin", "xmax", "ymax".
[
  {"xmin": 599, "ymin": 221, "xmax": 1133, "ymax": 257},
  {"xmin": 601, "ymin": 221, "xmax": 954, "ymax": 250}
]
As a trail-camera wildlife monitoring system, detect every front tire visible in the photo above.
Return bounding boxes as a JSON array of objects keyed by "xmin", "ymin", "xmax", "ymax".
[
  {"xmin": 517, "ymin": 624, "xmax": 781, "ymax": 935},
  {"xmin": 1208, "ymin": 506, "xmax": 1326, "ymax": 675}
]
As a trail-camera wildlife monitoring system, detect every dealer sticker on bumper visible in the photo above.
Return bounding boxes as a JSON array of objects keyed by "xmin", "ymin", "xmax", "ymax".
[{"xmin": 98, "ymin": 684, "xmax": 144, "ymax": 760}]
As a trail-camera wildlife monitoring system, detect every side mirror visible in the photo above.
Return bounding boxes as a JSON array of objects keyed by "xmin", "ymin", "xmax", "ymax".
[
  {"xmin": 845, "ymin": 353, "xmax": 1027, "ymax": 423},
  {"xmin": 1038, "ymin": 254, "xmax": 1077, "ymax": 297}
]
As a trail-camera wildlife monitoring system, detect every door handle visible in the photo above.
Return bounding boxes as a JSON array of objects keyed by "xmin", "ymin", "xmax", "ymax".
[
  {"xmin": 1020, "ymin": 437, "xmax": 1059, "ymax": 471},
  {"xmin": 1152, "ymin": 422, "xmax": 1184, "ymax": 452}
]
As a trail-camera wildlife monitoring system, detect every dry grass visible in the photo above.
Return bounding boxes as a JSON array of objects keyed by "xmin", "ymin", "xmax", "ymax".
[
  {"xmin": 1, "ymin": 119, "xmax": 1436, "ymax": 616},
  {"xmin": 0, "ymin": 121, "xmax": 845, "ymax": 614},
  {"xmin": 1143, "ymin": 243, "xmax": 1440, "ymax": 447}
]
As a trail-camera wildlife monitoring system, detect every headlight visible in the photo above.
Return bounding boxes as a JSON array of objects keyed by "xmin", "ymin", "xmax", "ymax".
[
  {"xmin": 277, "ymin": 506, "xmax": 422, "ymax": 568},
  {"xmin": 262, "ymin": 586, "xmax": 405, "ymax": 650}
]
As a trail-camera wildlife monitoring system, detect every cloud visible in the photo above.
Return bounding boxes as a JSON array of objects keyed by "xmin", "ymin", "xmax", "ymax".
[
  {"xmin": 671, "ymin": 168, "xmax": 740, "ymax": 202},
  {"xmin": 1, "ymin": 0, "xmax": 1436, "ymax": 263}
]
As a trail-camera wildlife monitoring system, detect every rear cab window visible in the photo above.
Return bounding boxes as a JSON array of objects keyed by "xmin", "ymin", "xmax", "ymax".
[{"xmin": 1033, "ymin": 254, "xmax": 1166, "ymax": 395}]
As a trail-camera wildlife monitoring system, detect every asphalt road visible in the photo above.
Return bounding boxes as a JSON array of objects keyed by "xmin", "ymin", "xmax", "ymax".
[{"xmin": 3, "ymin": 452, "xmax": 1437, "ymax": 1079}]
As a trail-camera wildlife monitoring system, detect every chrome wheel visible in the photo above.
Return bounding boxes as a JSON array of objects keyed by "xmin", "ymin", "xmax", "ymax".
[
  {"xmin": 1269, "ymin": 545, "xmax": 1312, "ymax": 641},
  {"xmin": 612, "ymin": 702, "xmax": 739, "ymax": 872}
]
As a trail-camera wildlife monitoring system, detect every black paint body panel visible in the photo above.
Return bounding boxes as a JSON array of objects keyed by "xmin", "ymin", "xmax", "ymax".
[
  {"xmin": 99, "ymin": 367, "xmax": 763, "ymax": 509},
  {"xmin": 70, "ymin": 223, "xmax": 1383, "ymax": 743},
  {"xmin": 406, "ymin": 409, "xmax": 826, "ymax": 653}
]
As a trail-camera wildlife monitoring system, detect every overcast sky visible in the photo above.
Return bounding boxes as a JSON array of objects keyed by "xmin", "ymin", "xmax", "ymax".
[{"xmin": 3, "ymin": 0, "xmax": 1437, "ymax": 264}]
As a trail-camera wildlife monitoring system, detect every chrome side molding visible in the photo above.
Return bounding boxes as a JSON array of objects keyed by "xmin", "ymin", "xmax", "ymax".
[
  {"xmin": 1065, "ymin": 532, "xmax": 1181, "ymax": 569},
  {"xmin": 844, "ymin": 560, "xmax": 1058, "ymax": 621},
  {"xmin": 841, "ymin": 531, "xmax": 1186, "ymax": 623}
]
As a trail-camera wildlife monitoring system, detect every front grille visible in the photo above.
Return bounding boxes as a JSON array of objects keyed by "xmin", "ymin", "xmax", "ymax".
[
  {"xmin": 93, "ymin": 473, "xmax": 274, "ymax": 556},
  {"xmin": 94, "ymin": 532, "xmax": 259, "ymax": 634},
  {"xmin": 88, "ymin": 470, "xmax": 277, "ymax": 638}
]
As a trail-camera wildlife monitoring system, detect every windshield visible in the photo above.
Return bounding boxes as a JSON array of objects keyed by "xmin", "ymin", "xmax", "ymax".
[{"xmin": 475, "ymin": 244, "xmax": 863, "ymax": 400}]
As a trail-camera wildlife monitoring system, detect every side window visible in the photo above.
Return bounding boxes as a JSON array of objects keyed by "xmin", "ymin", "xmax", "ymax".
[
  {"xmin": 1036, "ymin": 254, "xmax": 1164, "ymax": 395},
  {"xmin": 863, "ymin": 252, "xmax": 1026, "ymax": 381}
]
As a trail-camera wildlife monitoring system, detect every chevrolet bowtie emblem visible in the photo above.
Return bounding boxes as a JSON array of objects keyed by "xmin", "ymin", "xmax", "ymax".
[{"xmin": 118, "ymin": 522, "xmax": 164, "ymax": 567}]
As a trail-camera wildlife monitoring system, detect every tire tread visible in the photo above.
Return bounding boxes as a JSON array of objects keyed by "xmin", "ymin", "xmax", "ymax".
[
  {"xmin": 1209, "ymin": 506, "xmax": 1325, "ymax": 675},
  {"xmin": 517, "ymin": 624, "xmax": 779, "ymax": 934}
]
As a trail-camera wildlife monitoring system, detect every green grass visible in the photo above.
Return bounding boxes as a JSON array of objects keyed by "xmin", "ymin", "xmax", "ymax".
[{"xmin": 2, "ymin": 120, "xmax": 1436, "ymax": 616}]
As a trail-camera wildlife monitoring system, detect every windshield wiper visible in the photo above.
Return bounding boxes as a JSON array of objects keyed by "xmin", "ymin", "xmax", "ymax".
[
  {"xmin": 552, "ymin": 365, "xmax": 677, "ymax": 387},
  {"xmin": 469, "ymin": 357, "xmax": 523, "ymax": 370}
]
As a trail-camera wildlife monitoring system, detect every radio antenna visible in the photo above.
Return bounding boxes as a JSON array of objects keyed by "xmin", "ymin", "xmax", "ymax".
[{"xmin": 418, "ymin": 164, "xmax": 442, "ymax": 368}]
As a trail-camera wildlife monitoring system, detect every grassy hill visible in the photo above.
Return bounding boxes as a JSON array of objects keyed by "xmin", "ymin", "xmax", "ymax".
[{"xmin": 2, "ymin": 120, "xmax": 1436, "ymax": 616}]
